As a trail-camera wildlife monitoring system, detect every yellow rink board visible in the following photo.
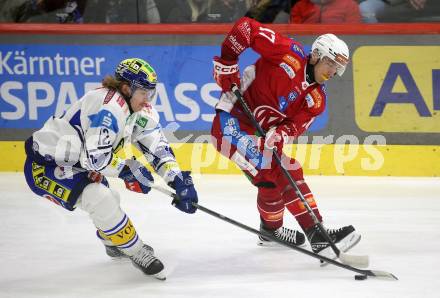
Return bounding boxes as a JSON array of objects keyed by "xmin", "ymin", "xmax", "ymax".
[
  {"xmin": 1, "ymin": 141, "xmax": 439, "ymax": 177},
  {"xmin": 353, "ymin": 46, "xmax": 440, "ymax": 133}
]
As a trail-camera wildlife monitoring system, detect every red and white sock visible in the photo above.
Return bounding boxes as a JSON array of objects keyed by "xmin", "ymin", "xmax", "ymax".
[{"xmin": 282, "ymin": 181, "xmax": 322, "ymax": 231}]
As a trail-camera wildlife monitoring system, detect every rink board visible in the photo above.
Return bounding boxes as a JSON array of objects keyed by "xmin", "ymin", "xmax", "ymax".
[
  {"xmin": 1, "ymin": 24, "xmax": 440, "ymax": 176},
  {"xmin": 1, "ymin": 141, "xmax": 438, "ymax": 177}
]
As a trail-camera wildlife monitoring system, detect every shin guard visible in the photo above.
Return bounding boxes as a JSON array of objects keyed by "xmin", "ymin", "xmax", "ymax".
[{"xmin": 79, "ymin": 183, "xmax": 143, "ymax": 256}]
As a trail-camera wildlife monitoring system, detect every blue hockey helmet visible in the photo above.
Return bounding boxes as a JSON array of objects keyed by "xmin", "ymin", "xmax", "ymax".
[{"xmin": 115, "ymin": 58, "xmax": 158, "ymax": 94}]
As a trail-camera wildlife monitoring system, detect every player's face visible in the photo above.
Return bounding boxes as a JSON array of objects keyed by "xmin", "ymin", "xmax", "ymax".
[
  {"xmin": 130, "ymin": 88, "xmax": 156, "ymax": 112},
  {"xmin": 314, "ymin": 56, "xmax": 339, "ymax": 84}
]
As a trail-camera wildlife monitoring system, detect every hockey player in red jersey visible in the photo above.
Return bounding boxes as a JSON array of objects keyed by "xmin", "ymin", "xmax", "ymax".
[{"xmin": 211, "ymin": 17, "xmax": 360, "ymax": 260}]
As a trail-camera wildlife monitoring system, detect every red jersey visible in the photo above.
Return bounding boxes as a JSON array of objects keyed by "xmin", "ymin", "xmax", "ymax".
[{"xmin": 220, "ymin": 17, "xmax": 327, "ymax": 139}]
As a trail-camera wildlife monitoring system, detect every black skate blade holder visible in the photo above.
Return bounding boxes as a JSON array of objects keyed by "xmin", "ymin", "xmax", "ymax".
[
  {"xmin": 231, "ymin": 85, "xmax": 369, "ymax": 268},
  {"xmin": 151, "ymin": 184, "xmax": 397, "ymax": 281}
]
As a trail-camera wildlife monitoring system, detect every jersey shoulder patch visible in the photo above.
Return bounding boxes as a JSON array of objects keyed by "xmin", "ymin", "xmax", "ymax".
[
  {"xmin": 278, "ymin": 40, "xmax": 306, "ymax": 79},
  {"xmin": 290, "ymin": 41, "xmax": 306, "ymax": 59},
  {"xmin": 135, "ymin": 103, "xmax": 160, "ymax": 130},
  {"xmin": 279, "ymin": 62, "xmax": 296, "ymax": 79},
  {"xmin": 305, "ymin": 85, "xmax": 326, "ymax": 113},
  {"xmin": 282, "ymin": 54, "xmax": 302, "ymax": 72},
  {"xmin": 103, "ymin": 89, "xmax": 116, "ymax": 104},
  {"xmin": 101, "ymin": 88, "xmax": 129, "ymax": 113}
]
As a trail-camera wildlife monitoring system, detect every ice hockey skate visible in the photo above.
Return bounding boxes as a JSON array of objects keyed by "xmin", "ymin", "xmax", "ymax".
[
  {"xmin": 130, "ymin": 244, "xmax": 166, "ymax": 280},
  {"xmin": 98, "ymin": 232, "xmax": 129, "ymax": 259},
  {"xmin": 258, "ymin": 222, "xmax": 306, "ymax": 247},
  {"xmin": 104, "ymin": 245, "xmax": 128, "ymax": 259},
  {"xmin": 104, "ymin": 243, "xmax": 157, "ymax": 259},
  {"xmin": 306, "ymin": 225, "xmax": 361, "ymax": 265}
]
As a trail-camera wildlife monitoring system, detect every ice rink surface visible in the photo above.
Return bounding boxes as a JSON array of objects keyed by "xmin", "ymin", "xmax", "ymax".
[{"xmin": 1, "ymin": 173, "xmax": 439, "ymax": 298}]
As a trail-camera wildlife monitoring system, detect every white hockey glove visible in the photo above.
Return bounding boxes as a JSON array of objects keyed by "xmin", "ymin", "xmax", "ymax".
[{"xmin": 215, "ymin": 91, "xmax": 238, "ymax": 113}]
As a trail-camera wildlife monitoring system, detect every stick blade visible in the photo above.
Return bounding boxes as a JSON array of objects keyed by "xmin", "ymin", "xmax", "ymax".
[{"xmin": 369, "ymin": 270, "xmax": 399, "ymax": 280}]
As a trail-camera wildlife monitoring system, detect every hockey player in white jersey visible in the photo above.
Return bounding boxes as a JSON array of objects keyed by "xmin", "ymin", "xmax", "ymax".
[{"xmin": 23, "ymin": 58, "xmax": 198, "ymax": 280}]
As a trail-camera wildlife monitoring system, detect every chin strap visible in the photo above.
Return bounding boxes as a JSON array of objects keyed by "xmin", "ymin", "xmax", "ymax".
[
  {"xmin": 305, "ymin": 57, "xmax": 317, "ymax": 84},
  {"xmin": 125, "ymin": 95, "xmax": 134, "ymax": 114},
  {"xmin": 119, "ymin": 88, "xmax": 134, "ymax": 114}
]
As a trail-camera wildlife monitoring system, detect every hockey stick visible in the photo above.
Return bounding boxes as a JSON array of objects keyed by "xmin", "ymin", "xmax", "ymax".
[
  {"xmin": 231, "ymin": 85, "xmax": 369, "ymax": 268},
  {"xmin": 151, "ymin": 184, "xmax": 397, "ymax": 280}
]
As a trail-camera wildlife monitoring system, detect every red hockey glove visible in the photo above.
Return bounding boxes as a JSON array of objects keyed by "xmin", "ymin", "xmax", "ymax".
[
  {"xmin": 87, "ymin": 171, "xmax": 103, "ymax": 183},
  {"xmin": 118, "ymin": 160, "xmax": 154, "ymax": 194},
  {"xmin": 213, "ymin": 56, "xmax": 240, "ymax": 92},
  {"xmin": 263, "ymin": 126, "xmax": 290, "ymax": 153}
]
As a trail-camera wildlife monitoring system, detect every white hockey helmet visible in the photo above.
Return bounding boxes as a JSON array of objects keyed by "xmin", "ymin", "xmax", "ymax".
[{"xmin": 311, "ymin": 33, "xmax": 349, "ymax": 76}]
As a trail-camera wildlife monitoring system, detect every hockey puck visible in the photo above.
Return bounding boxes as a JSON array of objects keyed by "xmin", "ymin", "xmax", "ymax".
[{"xmin": 354, "ymin": 275, "xmax": 367, "ymax": 280}]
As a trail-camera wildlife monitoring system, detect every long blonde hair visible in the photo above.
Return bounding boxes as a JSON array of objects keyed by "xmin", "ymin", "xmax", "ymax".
[{"xmin": 102, "ymin": 75, "xmax": 126, "ymax": 92}]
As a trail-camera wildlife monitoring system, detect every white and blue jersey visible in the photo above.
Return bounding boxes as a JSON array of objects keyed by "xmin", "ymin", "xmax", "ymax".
[
  {"xmin": 31, "ymin": 87, "xmax": 180, "ymax": 180},
  {"xmin": 24, "ymin": 87, "xmax": 181, "ymax": 210}
]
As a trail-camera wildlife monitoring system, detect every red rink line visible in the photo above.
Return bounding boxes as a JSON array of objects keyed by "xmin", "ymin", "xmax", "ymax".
[{"xmin": 1, "ymin": 23, "xmax": 440, "ymax": 35}]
